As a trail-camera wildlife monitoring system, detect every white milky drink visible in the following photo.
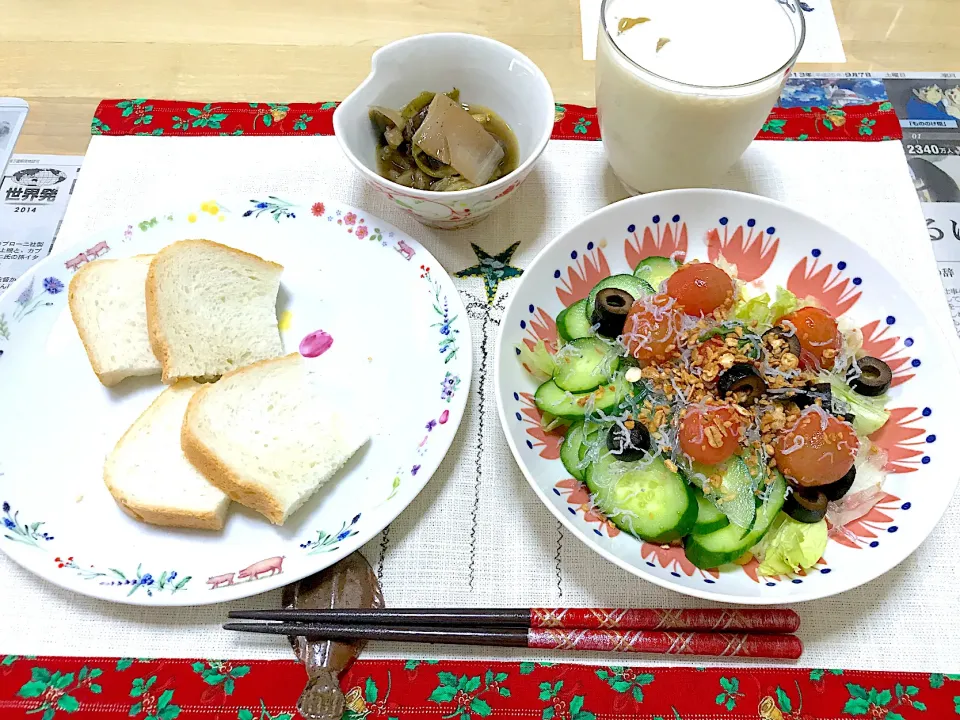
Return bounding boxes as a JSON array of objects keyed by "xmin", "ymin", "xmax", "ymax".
[{"xmin": 596, "ymin": 0, "xmax": 804, "ymax": 193}]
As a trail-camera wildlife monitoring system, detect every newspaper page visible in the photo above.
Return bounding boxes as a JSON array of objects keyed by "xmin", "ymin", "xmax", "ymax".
[
  {"xmin": 791, "ymin": 72, "xmax": 960, "ymax": 333},
  {"xmin": 880, "ymin": 72, "xmax": 960, "ymax": 333},
  {"xmin": 0, "ymin": 155, "xmax": 82, "ymax": 293}
]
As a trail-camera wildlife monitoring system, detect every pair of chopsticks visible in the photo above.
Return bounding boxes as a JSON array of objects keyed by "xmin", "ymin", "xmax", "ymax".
[{"xmin": 225, "ymin": 607, "xmax": 802, "ymax": 659}]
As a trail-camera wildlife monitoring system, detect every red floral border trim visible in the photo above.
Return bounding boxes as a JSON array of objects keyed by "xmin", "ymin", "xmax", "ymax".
[
  {"xmin": 0, "ymin": 655, "xmax": 956, "ymax": 719},
  {"xmin": 91, "ymin": 99, "xmax": 902, "ymax": 142}
]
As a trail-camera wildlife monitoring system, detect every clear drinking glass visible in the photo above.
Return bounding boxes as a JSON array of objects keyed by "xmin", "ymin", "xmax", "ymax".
[{"xmin": 595, "ymin": 0, "xmax": 805, "ymax": 194}]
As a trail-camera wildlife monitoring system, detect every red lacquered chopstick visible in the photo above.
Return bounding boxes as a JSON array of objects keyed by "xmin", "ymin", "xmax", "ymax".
[
  {"xmin": 222, "ymin": 622, "xmax": 803, "ymax": 660},
  {"xmin": 529, "ymin": 608, "xmax": 799, "ymax": 633},
  {"xmin": 227, "ymin": 607, "xmax": 800, "ymax": 634},
  {"xmin": 527, "ymin": 628, "xmax": 802, "ymax": 659}
]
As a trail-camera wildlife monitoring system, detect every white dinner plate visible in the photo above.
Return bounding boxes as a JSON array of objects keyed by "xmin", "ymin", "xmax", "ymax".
[
  {"xmin": 0, "ymin": 195, "xmax": 471, "ymax": 605},
  {"xmin": 496, "ymin": 189, "xmax": 960, "ymax": 604}
]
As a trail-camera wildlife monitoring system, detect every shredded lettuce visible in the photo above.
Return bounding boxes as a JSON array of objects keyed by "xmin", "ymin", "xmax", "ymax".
[
  {"xmin": 822, "ymin": 374, "xmax": 891, "ymax": 436},
  {"xmin": 753, "ymin": 514, "xmax": 828, "ymax": 576},
  {"xmin": 517, "ymin": 340, "xmax": 556, "ymax": 382},
  {"xmin": 732, "ymin": 287, "xmax": 800, "ymax": 329}
]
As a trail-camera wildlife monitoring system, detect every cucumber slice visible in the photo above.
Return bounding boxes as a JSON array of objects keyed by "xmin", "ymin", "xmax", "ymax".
[
  {"xmin": 692, "ymin": 454, "xmax": 759, "ymax": 530},
  {"xmin": 560, "ymin": 421, "xmax": 588, "ymax": 480},
  {"xmin": 533, "ymin": 375, "xmax": 631, "ymax": 419},
  {"xmin": 633, "ymin": 256, "xmax": 679, "ymax": 292},
  {"xmin": 693, "ymin": 489, "xmax": 730, "ymax": 534},
  {"xmin": 684, "ymin": 472, "xmax": 787, "ymax": 570},
  {"xmin": 556, "ymin": 306, "xmax": 571, "ymax": 342},
  {"xmin": 586, "ymin": 275, "xmax": 654, "ymax": 317},
  {"xmin": 579, "ymin": 422, "xmax": 606, "ymax": 461},
  {"xmin": 553, "ymin": 338, "xmax": 622, "ymax": 393},
  {"xmin": 560, "ymin": 298, "xmax": 595, "ymax": 340},
  {"xmin": 585, "ymin": 454, "xmax": 697, "ymax": 543}
]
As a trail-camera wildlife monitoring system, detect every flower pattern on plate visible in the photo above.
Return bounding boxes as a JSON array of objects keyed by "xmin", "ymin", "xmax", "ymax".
[
  {"xmin": 554, "ymin": 479, "xmax": 620, "ymax": 537},
  {"xmin": 860, "ymin": 319, "xmax": 916, "ymax": 389},
  {"xmin": 786, "ymin": 250, "xmax": 862, "ymax": 317},
  {"xmin": 705, "ymin": 218, "xmax": 779, "ymax": 281},
  {"xmin": 521, "ymin": 306, "xmax": 558, "ymax": 354},
  {"xmin": 518, "ymin": 392, "xmax": 564, "ymax": 460},
  {"xmin": 555, "ymin": 245, "xmax": 609, "ymax": 307},
  {"xmin": 624, "ymin": 216, "xmax": 688, "ymax": 271}
]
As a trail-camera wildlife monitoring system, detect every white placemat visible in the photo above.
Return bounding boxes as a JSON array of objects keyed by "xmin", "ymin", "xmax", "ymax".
[{"xmin": 2, "ymin": 135, "xmax": 958, "ymax": 673}]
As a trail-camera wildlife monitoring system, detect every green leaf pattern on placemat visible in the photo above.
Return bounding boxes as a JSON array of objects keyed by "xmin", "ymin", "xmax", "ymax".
[{"xmin": 17, "ymin": 665, "xmax": 103, "ymax": 720}]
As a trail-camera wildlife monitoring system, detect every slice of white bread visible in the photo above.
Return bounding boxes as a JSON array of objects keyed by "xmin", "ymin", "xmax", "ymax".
[
  {"xmin": 145, "ymin": 239, "xmax": 284, "ymax": 384},
  {"xmin": 182, "ymin": 353, "xmax": 370, "ymax": 525},
  {"xmin": 104, "ymin": 381, "xmax": 231, "ymax": 530},
  {"xmin": 68, "ymin": 255, "xmax": 162, "ymax": 386}
]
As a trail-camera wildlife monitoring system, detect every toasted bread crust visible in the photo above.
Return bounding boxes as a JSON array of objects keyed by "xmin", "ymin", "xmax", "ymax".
[
  {"xmin": 145, "ymin": 239, "xmax": 284, "ymax": 384},
  {"xmin": 103, "ymin": 380, "xmax": 228, "ymax": 531},
  {"xmin": 180, "ymin": 353, "xmax": 301, "ymax": 525}
]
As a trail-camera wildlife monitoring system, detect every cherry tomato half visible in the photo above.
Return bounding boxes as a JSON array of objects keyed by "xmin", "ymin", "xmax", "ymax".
[
  {"xmin": 776, "ymin": 306, "xmax": 841, "ymax": 370},
  {"xmin": 679, "ymin": 406, "xmax": 742, "ymax": 465},
  {"xmin": 666, "ymin": 262, "xmax": 735, "ymax": 316},
  {"xmin": 622, "ymin": 293, "xmax": 683, "ymax": 364},
  {"xmin": 774, "ymin": 408, "xmax": 858, "ymax": 487}
]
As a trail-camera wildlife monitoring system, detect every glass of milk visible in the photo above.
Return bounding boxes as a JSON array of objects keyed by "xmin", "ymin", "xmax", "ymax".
[{"xmin": 596, "ymin": 0, "xmax": 805, "ymax": 193}]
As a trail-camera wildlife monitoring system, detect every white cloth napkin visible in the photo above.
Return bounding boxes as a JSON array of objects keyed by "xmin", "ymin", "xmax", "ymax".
[{"xmin": 2, "ymin": 135, "xmax": 958, "ymax": 673}]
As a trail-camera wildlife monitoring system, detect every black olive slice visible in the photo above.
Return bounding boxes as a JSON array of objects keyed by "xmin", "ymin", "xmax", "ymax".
[
  {"xmin": 821, "ymin": 465, "xmax": 856, "ymax": 502},
  {"xmin": 849, "ymin": 356, "xmax": 893, "ymax": 397},
  {"xmin": 790, "ymin": 382, "xmax": 833, "ymax": 412},
  {"xmin": 591, "ymin": 288, "xmax": 634, "ymax": 338},
  {"xmin": 784, "ymin": 486, "xmax": 829, "ymax": 523},
  {"xmin": 717, "ymin": 363, "xmax": 767, "ymax": 406},
  {"xmin": 761, "ymin": 326, "xmax": 802, "ymax": 357},
  {"xmin": 606, "ymin": 422, "xmax": 650, "ymax": 462}
]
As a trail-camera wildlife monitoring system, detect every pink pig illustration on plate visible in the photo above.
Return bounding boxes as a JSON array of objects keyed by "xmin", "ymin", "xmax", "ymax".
[
  {"xmin": 208, "ymin": 556, "xmax": 285, "ymax": 589},
  {"xmin": 206, "ymin": 572, "xmax": 235, "ymax": 589},
  {"xmin": 237, "ymin": 555, "xmax": 285, "ymax": 580}
]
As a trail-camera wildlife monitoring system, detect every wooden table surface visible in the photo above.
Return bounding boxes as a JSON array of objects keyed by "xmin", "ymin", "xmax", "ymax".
[{"xmin": 2, "ymin": 0, "xmax": 959, "ymax": 155}]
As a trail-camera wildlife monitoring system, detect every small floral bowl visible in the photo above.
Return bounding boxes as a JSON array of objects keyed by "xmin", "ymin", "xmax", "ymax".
[{"xmin": 334, "ymin": 33, "xmax": 555, "ymax": 230}]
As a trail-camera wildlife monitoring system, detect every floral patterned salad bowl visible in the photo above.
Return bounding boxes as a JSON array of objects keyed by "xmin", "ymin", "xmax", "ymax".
[
  {"xmin": 495, "ymin": 188, "xmax": 960, "ymax": 604},
  {"xmin": 0, "ymin": 196, "xmax": 471, "ymax": 606}
]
